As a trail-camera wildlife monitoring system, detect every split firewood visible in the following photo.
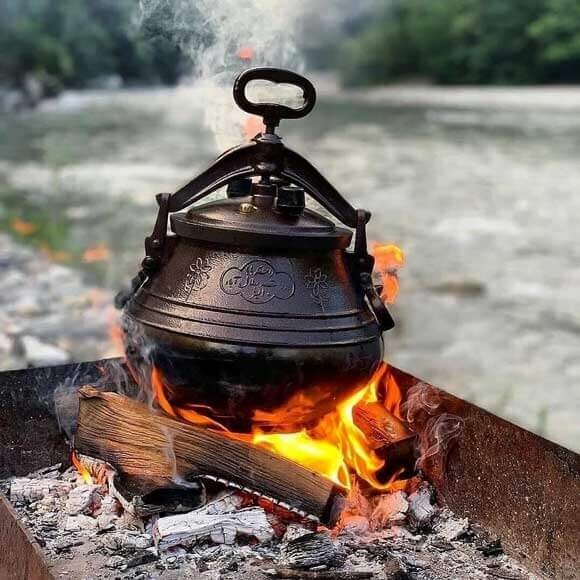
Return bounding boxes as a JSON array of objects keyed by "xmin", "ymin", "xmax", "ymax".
[
  {"xmin": 280, "ymin": 532, "xmax": 346, "ymax": 570},
  {"xmin": 9, "ymin": 477, "xmax": 72, "ymax": 503},
  {"xmin": 154, "ymin": 493, "xmax": 273, "ymax": 549},
  {"xmin": 352, "ymin": 402, "xmax": 417, "ymax": 481},
  {"xmin": 353, "ymin": 402, "xmax": 410, "ymax": 449},
  {"xmin": 74, "ymin": 387, "xmax": 342, "ymax": 524}
]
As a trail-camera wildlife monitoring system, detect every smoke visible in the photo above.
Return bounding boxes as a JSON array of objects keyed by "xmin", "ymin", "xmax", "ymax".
[
  {"xmin": 139, "ymin": 0, "xmax": 306, "ymax": 150},
  {"xmin": 138, "ymin": 0, "xmax": 379, "ymax": 149},
  {"xmin": 401, "ymin": 382, "xmax": 464, "ymax": 476}
]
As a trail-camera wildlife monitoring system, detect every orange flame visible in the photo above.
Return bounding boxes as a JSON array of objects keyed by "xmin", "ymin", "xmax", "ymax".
[
  {"xmin": 71, "ymin": 450, "xmax": 93, "ymax": 485},
  {"xmin": 372, "ymin": 244, "xmax": 405, "ymax": 304},
  {"xmin": 151, "ymin": 362, "xmax": 404, "ymax": 491}
]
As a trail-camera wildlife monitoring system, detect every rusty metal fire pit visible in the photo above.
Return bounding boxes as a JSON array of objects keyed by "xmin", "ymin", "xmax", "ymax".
[{"xmin": 1, "ymin": 360, "xmax": 578, "ymax": 579}]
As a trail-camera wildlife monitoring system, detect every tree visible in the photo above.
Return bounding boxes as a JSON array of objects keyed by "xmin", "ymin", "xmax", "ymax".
[
  {"xmin": 529, "ymin": 0, "xmax": 580, "ymax": 81},
  {"xmin": 0, "ymin": 0, "xmax": 186, "ymax": 95},
  {"xmin": 339, "ymin": 0, "xmax": 580, "ymax": 86}
]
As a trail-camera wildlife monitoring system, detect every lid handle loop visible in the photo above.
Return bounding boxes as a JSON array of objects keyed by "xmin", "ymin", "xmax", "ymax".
[{"xmin": 233, "ymin": 67, "xmax": 316, "ymax": 134}]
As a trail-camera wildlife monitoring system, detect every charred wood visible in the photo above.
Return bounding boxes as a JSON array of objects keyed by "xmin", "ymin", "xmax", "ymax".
[
  {"xmin": 9, "ymin": 477, "xmax": 72, "ymax": 503},
  {"xmin": 270, "ymin": 569, "xmax": 375, "ymax": 579},
  {"xmin": 154, "ymin": 493, "xmax": 273, "ymax": 549},
  {"xmin": 280, "ymin": 532, "xmax": 346, "ymax": 570}
]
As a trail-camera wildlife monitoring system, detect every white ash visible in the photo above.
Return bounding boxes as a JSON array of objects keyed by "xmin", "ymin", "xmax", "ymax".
[
  {"xmin": 408, "ymin": 484, "xmax": 437, "ymax": 530},
  {"xmin": 2, "ymin": 466, "xmax": 543, "ymax": 580},
  {"xmin": 9, "ymin": 476, "xmax": 72, "ymax": 503},
  {"xmin": 66, "ymin": 484, "xmax": 102, "ymax": 515},
  {"xmin": 370, "ymin": 491, "xmax": 409, "ymax": 529}
]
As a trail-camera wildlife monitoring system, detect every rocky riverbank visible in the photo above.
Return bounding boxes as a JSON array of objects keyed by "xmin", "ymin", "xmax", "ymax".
[{"xmin": 0, "ymin": 234, "xmax": 118, "ymax": 370}]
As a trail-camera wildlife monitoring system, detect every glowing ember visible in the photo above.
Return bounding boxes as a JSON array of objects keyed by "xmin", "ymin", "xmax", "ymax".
[
  {"xmin": 151, "ymin": 362, "xmax": 404, "ymax": 491},
  {"xmin": 71, "ymin": 450, "xmax": 93, "ymax": 485},
  {"xmin": 372, "ymin": 243, "xmax": 405, "ymax": 304}
]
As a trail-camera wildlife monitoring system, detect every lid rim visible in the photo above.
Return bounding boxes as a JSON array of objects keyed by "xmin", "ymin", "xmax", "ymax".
[{"xmin": 170, "ymin": 213, "xmax": 353, "ymax": 249}]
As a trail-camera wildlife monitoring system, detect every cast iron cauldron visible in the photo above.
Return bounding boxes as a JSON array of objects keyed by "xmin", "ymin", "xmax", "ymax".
[{"xmin": 119, "ymin": 68, "xmax": 394, "ymax": 431}]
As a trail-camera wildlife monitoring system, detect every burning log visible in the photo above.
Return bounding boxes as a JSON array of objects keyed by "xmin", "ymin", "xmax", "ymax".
[
  {"xmin": 74, "ymin": 388, "xmax": 342, "ymax": 523},
  {"xmin": 352, "ymin": 402, "xmax": 417, "ymax": 481}
]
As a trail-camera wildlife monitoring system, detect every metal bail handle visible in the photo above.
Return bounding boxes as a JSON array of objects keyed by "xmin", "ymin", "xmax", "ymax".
[
  {"xmin": 355, "ymin": 209, "xmax": 395, "ymax": 332},
  {"xmin": 233, "ymin": 67, "xmax": 317, "ymax": 132}
]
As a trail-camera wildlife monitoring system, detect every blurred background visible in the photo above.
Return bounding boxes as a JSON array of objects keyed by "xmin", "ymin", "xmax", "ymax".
[{"xmin": 1, "ymin": 0, "xmax": 579, "ymax": 451}]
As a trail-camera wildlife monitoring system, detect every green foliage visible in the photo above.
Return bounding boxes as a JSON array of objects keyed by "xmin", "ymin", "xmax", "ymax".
[
  {"xmin": 529, "ymin": 0, "xmax": 580, "ymax": 81},
  {"xmin": 0, "ymin": 0, "xmax": 186, "ymax": 94},
  {"xmin": 340, "ymin": 0, "xmax": 580, "ymax": 86}
]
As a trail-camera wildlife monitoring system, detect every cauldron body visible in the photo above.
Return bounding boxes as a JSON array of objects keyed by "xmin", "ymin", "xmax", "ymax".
[
  {"xmin": 126, "ymin": 217, "xmax": 383, "ymax": 430},
  {"xmin": 121, "ymin": 68, "xmax": 393, "ymax": 430}
]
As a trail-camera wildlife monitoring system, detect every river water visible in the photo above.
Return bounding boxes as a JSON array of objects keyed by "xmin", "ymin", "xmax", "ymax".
[{"xmin": 1, "ymin": 84, "xmax": 579, "ymax": 450}]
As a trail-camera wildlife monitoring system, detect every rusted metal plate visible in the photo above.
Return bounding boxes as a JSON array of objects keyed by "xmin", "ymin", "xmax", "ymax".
[
  {"xmin": 0, "ymin": 494, "xmax": 54, "ymax": 580},
  {"xmin": 391, "ymin": 366, "xmax": 580, "ymax": 580},
  {"xmin": 0, "ymin": 359, "xmax": 115, "ymax": 478},
  {"xmin": 1, "ymin": 360, "xmax": 578, "ymax": 579}
]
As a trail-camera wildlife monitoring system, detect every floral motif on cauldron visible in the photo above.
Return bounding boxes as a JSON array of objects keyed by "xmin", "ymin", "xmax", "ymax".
[
  {"xmin": 184, "ymin": 257, "xmax": 212, "ymax": 298},
  {"xmin": 305, "ymin": 267, "xmax": 329, "ymax": 309}
]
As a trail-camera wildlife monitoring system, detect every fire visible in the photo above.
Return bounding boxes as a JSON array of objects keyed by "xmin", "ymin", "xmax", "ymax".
[
  {"xmin": 71, "ymin": 450, "xmax": 93, "ymax": 485},
  {"xmin": 372, "ymin": 243, "xmax": 405, "ymax": 304},
  {"xmin": 144, "ymin": 242, "xmax": 406, "ymax": 492},
  {"xmin": 151, "ymin": 362, "xmax": 404, "ymax": 491}
]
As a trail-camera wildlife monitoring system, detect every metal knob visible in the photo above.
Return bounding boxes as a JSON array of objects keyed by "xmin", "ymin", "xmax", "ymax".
[
  {"xmin": 276, "ymin": 185, "xmax": 305, "ymax": 217},
  {"xmin": 226, "ymin": 178, "xmax": 252, "ymax": 198}
]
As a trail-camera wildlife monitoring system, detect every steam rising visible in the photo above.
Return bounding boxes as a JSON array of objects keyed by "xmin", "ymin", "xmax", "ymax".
[
  {"xmin": 139, "ymin": 0, "xmax": 379, "ymax": 149},
  {"xmin": 139, "ymin": 0, "xmax": 306, "ymax": 150}
]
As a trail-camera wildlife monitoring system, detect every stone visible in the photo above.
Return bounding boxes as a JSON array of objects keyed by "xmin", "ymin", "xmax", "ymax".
[{"xmin": 20, "ymin": 335, "xmax": 70, "ymax": 366}]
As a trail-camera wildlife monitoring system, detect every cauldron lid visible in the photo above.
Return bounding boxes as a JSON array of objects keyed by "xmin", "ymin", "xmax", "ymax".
[{"xmin": 171, "ymin": 197, "xmax": 352, "ymax": 250}]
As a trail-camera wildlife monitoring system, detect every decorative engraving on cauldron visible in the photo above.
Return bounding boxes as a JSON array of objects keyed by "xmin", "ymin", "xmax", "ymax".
[
  {"xmin": 184, "ymin": 257, "xmax": 212, "ymax": 299},
  {"xmin": 305, "ymin": 267, "xmax": 329, "ymax": 310},
  {"xmin": 220, "ymin": 260, "xmax": 295, "ymax": 304}
]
